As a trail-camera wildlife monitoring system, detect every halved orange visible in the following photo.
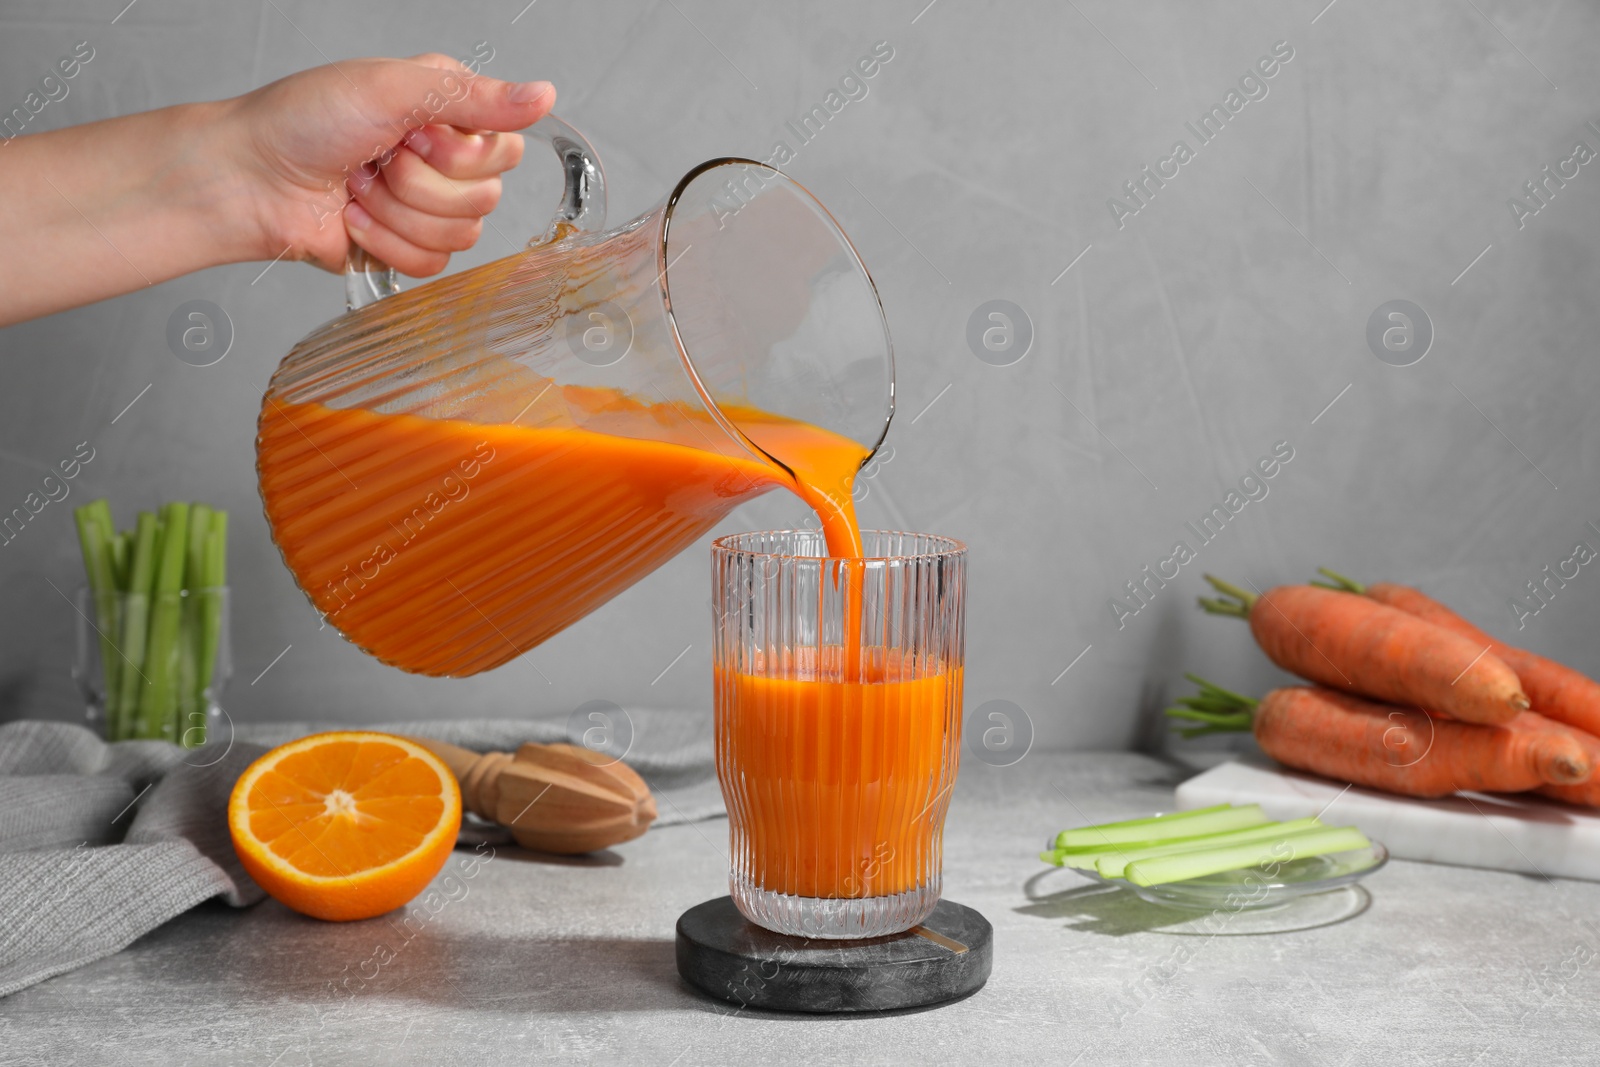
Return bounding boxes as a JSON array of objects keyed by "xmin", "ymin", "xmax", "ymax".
[{"xmin": 228, "ymin": 731, "xmax": 462, "ymax": 921}]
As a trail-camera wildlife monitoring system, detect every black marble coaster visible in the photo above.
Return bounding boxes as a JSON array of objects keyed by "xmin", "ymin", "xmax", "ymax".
[{"xmin": 675, "ymin": 896, "xmax": 992, "ymax": 1013}]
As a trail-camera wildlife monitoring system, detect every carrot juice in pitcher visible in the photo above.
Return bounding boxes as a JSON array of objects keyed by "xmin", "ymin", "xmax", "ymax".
[{"xmin": 255, "ymin": 390, "xmax": 868, "ymax": 675}]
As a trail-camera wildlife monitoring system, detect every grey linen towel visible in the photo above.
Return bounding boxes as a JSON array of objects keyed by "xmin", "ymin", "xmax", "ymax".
[{"xmin": 0, "ymin": 709, "xmax": 721, "ymax": 998}]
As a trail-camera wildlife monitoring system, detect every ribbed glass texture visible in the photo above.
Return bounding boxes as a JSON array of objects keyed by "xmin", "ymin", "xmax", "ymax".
[{"xmin": 712, "ymin": 530, "xmax": 967, "ymax": 938}]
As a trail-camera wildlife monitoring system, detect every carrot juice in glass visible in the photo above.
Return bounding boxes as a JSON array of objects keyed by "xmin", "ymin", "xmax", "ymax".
[{"xmin": 712, "ymin": 530, "xmax": 966, "ymax": 939}]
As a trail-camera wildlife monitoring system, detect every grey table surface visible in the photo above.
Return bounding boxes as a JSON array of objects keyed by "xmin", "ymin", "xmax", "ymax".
[{"xmin": 3, "ymin": 751, "xmax": 1597, "ymax": 1067}]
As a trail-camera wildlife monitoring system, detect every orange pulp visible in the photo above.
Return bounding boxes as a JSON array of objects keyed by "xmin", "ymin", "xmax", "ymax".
[{"xmin": 227, "ymin": 731, "xmax": 462, "ymax": 921}]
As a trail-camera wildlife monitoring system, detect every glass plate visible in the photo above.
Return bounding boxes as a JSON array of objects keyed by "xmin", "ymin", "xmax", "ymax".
[{"xmin": 1058, "ymin": 840, "xmax": 1389, "ymax": 911}]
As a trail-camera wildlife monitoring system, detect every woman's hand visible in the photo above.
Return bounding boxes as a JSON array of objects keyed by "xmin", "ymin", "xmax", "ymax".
[
  {"xmin": 0, "ymin": 55, "xmax": 555, "ymax": 326},
  {"xmin": 225, "ymin": 55, "xmax": 554, "ymax": 277}
]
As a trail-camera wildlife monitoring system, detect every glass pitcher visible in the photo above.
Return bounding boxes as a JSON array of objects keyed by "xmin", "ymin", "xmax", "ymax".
[{"xmin": 256, "ymin": 117, "xmax": 894, "ymax": 677}]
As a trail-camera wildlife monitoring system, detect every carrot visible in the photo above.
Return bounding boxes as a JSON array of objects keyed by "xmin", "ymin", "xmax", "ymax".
[
  {"xmin": 1316, "ymin": 567, "xmax": 1600, "ymax": 739},
  {"xmin": 1199, "ymin": 576, "xmax": 1529, "ymax": 726},
  {"xmin": 1166, "ymin": 679, "xmax": 1590, "ymax": 797},
  {"xmin": 1493, "ymin": 709, "xmax": 1600, "ymax": 807}
]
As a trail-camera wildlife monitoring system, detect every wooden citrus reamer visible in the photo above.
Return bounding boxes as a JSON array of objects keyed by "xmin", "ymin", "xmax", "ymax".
[{"xmin": 410, "ymin": 738, "xmax": 657, "ymax": 854}]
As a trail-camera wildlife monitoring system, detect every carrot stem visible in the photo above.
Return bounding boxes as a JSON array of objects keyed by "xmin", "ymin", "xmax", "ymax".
[
  {"xmin": 1184, "ymin": 673, "xmax": 1256, "ymax": 706},
  {"xmin": 1198, "ymin": 597, "xmax": 1250, "ymax": 618},
  {"xmin": 1315, "ymin": 566, "xmax": 1365, "ymax": 594},
  {"xmin": 1173, "ymin": 701, "xmax": 1243, "ymax": 717},
  {"xmin": 1203, "ymin": 574, "xmax": 1259, "ymax": 607},
  {"xmin": 1165, "ymin": 708, "xmax": 1253, "ymax": 727},
  {"xmin": 1199, "ymin": 575, "xmax": 1262, "ymax": 620},
  {"xmin": 1165, "ymin": 676, "xmax": 1258, "ymax": 735}
]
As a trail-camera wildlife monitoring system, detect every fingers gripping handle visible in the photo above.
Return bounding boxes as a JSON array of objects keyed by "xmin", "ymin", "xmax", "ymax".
[{"xmin": 343, "ymin": 114, "xmax": 609, "ymax": 311}]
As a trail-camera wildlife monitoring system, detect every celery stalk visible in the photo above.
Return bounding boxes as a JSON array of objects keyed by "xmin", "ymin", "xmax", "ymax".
[
  {"xmin": 85, "ymin": 498, "xmax": 113, "ymax": 532},
  {"xmin": 204, "ymin": 511, "xmax": 227, "ymax": 588},
  {"xmin": 1125, "ymin": 827, "xmax": 1372, "ymax": 887},
  {"xmin": 1055, "ymin": 804, "xmax": 1268, "ymax": 849},
  {"xmin": 1044, "ymin": 816, "xmax": 1321, "ymax": 874},
  {"xmin": 194, "ymin": 512, "xmax": 227, "ymax": 746},
  {"xmin": 115, "ymin": 512, "xmax": 160, "ymax": 738},
  {"xmin": 140, "ymin": 503, "xmax": 189, "ymax": 740},
  {"xmin": 1058, "ymin": 804, "xmax": 1231, "ymax": 836},
  {"xmin": 1040, "ymin": 847, "xmax": 1118, "ymax": 870},
  {"xmin": 174, "ymin": 504, "xmax": 214, "ymax": 746},
  {"xmin": 1095, "ymin": 817, "xmax": 1324, "ymax": 879},
  {"xmin": 1042, "ymin": 840, "xmax": 1203, "ymax": 870},
  {"xmin": 109, "ymin": 531, "xmax": 129, "ymax": 590},
  {"xmin": 184, "ymin": 504, "xmax": 212, "ymax": 593},
  {"xmin": 73, "ymin": 505, "xmax": 121, "ymax": 736},
  {"xmin": 175, "ymin": 603, "xmax": 200, "ymax": 747}
]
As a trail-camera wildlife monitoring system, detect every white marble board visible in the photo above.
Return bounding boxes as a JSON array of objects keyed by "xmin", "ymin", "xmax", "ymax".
[{"xmin": 1176, "ymin": 759, "xmax": 1600, "ymax": 882}]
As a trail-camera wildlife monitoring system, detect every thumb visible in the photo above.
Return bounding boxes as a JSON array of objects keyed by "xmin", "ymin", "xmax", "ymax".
[{"xmin": 371, "ymin": 56, "xmax": 556, "ymax": 134}]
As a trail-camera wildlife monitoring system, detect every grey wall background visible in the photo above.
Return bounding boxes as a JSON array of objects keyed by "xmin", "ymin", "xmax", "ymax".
[{"xmin": 1, "ymin": 1, "xmax": 1597, "ymax": 755}]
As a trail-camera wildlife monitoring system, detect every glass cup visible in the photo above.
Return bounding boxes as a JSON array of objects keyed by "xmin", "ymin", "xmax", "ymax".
[
  {"xmin": 711, "ymin": 531, "xmax": 967, "ymax": 939},
  {"xmin": 73, "ymin": 586, "xmax": 231, "ymax": 746}
]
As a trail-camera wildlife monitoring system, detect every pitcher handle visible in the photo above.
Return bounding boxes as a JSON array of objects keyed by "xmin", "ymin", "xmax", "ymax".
[{"xmin": 343, "ymin": 114, "xmax": 609, "ymax": 311}]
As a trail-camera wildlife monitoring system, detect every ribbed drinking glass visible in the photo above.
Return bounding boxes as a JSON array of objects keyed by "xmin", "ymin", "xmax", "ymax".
[{"xmin": 712, "ymin": 530, "xmax": 966, "ymax": 939}]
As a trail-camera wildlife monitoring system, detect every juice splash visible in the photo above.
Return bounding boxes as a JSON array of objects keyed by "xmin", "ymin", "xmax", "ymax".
[{"xmin": 256, "ymin": 390, "xmax": 867, "ymax": 677}]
